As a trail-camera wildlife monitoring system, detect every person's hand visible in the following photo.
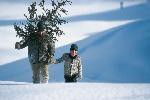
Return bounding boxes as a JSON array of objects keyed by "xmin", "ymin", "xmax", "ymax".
[
  {"xmin": 48, "ymin": 55, "xmax": 56, "ymax": 64},
  {"xmin": 15, "ymin": 42, "xmax": 20, "ymax": 49}
]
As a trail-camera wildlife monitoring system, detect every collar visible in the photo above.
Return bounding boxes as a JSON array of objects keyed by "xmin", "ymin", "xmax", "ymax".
[{"xmin": 69, "ymin": 54, "xmax": 77, "ymax": 59}]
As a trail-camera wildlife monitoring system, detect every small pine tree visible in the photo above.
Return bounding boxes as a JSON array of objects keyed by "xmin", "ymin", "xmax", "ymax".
[{"xmin": 14, "ymin": 0, "xmax": 72, "ymax": 45}]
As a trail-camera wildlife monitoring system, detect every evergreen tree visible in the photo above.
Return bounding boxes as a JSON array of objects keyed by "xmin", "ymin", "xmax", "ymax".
[{"xmin": 14, "ymin": 0, "xmax": 72, "ymax": 45}]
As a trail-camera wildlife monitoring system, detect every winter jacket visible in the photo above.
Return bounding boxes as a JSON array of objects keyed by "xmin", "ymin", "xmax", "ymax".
[
  {"xmin": 17, "ymin": 34, "xmax": 55, "ymax": 64},
  {"xmin": 55, "ymin": 53, "xmax": 82, "ymax": 80}
]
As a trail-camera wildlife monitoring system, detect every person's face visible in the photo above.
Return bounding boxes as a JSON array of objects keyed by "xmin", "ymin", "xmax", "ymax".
[
  {"xmin": 70, "ymin": 49, "xmax": 77, "ymax": 57},
  {"xmin": 37, "ymin": 31, "xmax": 44, "ymax": 37}
]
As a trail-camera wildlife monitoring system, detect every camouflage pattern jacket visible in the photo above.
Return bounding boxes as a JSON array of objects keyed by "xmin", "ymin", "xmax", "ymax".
[
  {"xmin": 16, "ymin": 35, "xmax": 55, "ymax": 64},
  {"xmin": 55, "ymin": 53, "xmax": 82, "ymax": 80}
]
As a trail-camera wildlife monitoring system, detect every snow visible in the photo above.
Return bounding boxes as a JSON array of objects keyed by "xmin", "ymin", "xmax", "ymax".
[
  {"xmin": 0, "ymin": 0, "xmax": 150, "ymax": 100},
  {"xmin": 0, "ymin": 82, "xmax": 150, "ymax": 100}
]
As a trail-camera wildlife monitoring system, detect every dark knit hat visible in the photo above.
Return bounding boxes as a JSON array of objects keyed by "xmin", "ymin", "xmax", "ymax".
[{"xmin": 70, "ymin": 44, "xmax": 78, "ymax": 51}]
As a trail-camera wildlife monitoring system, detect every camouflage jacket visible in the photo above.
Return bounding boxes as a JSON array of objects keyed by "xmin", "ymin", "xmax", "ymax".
[
  {"xmin": 55, "ymin": 53, "xmax": 82, "ymax": 79},
  {"xmin": 17, "ymin": 35, "xmax": 55, "ymax": 64}
]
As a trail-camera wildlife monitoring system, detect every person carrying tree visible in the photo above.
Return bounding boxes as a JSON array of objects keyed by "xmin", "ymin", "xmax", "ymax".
[
  {"xmin": 14, "ymin": 0, "xmax": 72, "ymax": 83},
  {"xmin": 15, "ymin": 21, "xmax": 55, "ymax": 84}
]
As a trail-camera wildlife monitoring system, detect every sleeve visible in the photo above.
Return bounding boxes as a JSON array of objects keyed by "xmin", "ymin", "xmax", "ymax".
[
  {"xmin": 20, "ymin": 41, "xmax": 27, "ymax": 49},
  {"xmin": 78, "ymin": 57, "xmax": 83, "ymax": 80},
  {"xmin": 47, "ymin": 42, "xmax": 55, "ymax": 56},
  {"xmin": 53, "ymin": 53, "xmax": 66, "ymax": 64}
]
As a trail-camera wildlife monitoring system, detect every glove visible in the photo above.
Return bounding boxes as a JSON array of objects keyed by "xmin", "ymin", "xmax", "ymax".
[{"xmin": 15, "ymin": 42, "xmax": 20, "ymax": 49}]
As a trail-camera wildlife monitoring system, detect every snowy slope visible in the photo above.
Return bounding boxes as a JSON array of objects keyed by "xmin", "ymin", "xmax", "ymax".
[
  {"xmin": 68, "ymin": 3, "xmax": 150, "ymax": 21},
  {"xmin": 78, "ymin": 19, "xmax": 150, "ymax": 82}
]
